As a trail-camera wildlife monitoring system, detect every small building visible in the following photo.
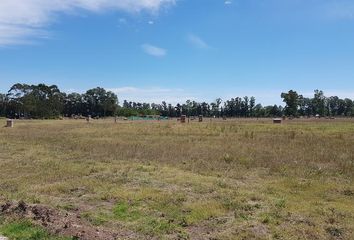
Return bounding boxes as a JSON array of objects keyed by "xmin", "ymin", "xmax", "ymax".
[{"xmin": 273, "ymin": 118, "xmax": 282, "ymax": 124}]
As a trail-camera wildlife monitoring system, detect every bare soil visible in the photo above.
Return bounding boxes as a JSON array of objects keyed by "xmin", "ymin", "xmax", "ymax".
[{"xmin": 0, "ymin": 201, "xmax": 143, "ymax": 240}]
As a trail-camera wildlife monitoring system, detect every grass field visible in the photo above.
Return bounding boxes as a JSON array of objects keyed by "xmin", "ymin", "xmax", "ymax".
[{"xmin": 0, "ymin": 118, "xmax": 353, "ymax": 239}]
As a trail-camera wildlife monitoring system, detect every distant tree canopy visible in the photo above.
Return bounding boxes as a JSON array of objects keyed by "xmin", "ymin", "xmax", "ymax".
[
  {"xmin": 281, "ymin": 89, "xmax": 354, "ymax": 117},
  {"xmin": 0, "ymin": 83, "xmax": 353, "ymax": 118},
  {"xmin": 2, "ymin": 84, "xmax": 118, "ymax": 119},
  {"xmin": 6, "ymin": 83, "xmax": 64, "ymax": 119}
]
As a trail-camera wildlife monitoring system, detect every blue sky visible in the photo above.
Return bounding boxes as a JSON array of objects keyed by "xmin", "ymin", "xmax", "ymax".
[{"xmin": 1, "ymin": 0, "xmax": 354, "ymax": 105}]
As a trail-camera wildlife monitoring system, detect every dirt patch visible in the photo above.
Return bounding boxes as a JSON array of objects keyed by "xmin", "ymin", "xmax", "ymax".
[
  {"xmin": 0, "ymin": 201, "xmax": 142, "ymax": 240},
  {"xmin": 186, "ymin": 216, "xmax": 231, "ymax": 240}
]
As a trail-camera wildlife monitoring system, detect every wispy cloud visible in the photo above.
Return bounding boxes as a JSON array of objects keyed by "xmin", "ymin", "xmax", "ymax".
[
  {"xmin": 187, "ymin": 34, "xmax": 210, "ymax": 49},
  {"xmin": 108, "ymin": 87, "xmax": 196, "ymax": 104},
  {"xmin": 0, "ymin": 0, "xmax": 176, "ymax": 46},
  {"xmin": 141, "ymin": 43, "xmax": 167, "ymax": 57},
  {"xmin": 0, "ymin": 24, "xmax": 48, "ymax": 46},
  {"xmin": 224, "ymin": 1, "xmax": 232, "ymax": 5}
]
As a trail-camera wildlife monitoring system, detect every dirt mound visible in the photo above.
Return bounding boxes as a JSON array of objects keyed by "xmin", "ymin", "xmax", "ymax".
[{"xmin": 0, "ymin": 201, "xmax": 138, "ymax": 240}]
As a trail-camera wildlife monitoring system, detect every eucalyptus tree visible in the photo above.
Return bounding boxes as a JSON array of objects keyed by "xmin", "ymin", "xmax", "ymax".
[{"xmin": 281, "ymin": 90, "xmax": 302, "ymax": 117}]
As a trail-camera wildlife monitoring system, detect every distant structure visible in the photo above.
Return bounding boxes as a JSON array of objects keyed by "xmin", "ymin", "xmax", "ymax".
[
  {"xmin": 128, "ymin": 115, "xmax": 163, "ymax": 121},
  {"xmin": 6, "ymin": 119, "xmax": 14, "ymax": 128},
  {"xmin": 181, "ymin": 115, "xmax": 186, "ymax": 123},
  {"xmin": 199, "ymin": 115, "xmax": 203, "ymax": 122},
  {"xmin": 273, "ymin": 118, "xmax": 282, "ymax": 124}
]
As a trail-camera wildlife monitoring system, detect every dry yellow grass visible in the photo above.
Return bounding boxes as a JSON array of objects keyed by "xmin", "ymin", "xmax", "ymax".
[{"xmin": 0, "ymin": 118, "xmax": 353, "ymax": 239}]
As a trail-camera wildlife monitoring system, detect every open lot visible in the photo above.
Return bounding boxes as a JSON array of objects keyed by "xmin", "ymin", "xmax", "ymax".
[{"xmin": 0, "ymin": 118, "xmax": 353, "ymax": 239}]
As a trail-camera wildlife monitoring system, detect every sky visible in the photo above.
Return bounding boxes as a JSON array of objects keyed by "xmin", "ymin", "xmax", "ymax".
[{"xmin": 1, "ymin": 0, "xmax": 354, "ymax": 105}]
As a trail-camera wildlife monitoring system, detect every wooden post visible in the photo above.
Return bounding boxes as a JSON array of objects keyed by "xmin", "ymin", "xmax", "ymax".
[
  {"xmin": 6, "ymin": 119, "xmax": 14, "ymax": 128},
  {"xmin": 198, "ymin": 115, "xmax": 203, "ymax": 122}
]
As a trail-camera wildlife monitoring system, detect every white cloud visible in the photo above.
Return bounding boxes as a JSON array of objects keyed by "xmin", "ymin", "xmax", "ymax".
[
  {"xmin": 187, "ymin": 34, "xmax": 210, "ymax": 49},
  {"xmin": 224, "ymin": 1, "xmax": 232, "ymax": 5},
  {"xmin": 141, "ymin": 43, "xmax": 166, "ymax": 57},
  {"xmin": 0, "ymin": 0, "xmax": 176, "ymax": 46},
  {"xmin": 108, "ymin": 87, "xmax": 196, "ymax": 104}
]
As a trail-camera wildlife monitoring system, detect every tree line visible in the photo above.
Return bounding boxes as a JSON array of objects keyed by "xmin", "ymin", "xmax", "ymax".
[
  {"xmin": 281, "ymin": 89, "xmax": 354, "ymax": 117},
  {"xmin": 0, "ymin": 83, "xmax": 353, "ymax": 119},
  {"xmin": 0, "ymin": 84, "xmax": 118, "ymax": 119}
]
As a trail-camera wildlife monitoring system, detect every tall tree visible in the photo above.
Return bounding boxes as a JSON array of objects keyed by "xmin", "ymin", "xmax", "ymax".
[
  {"xmin": 312, "ymin": 90, "xmax": 326, "ymax": 116},
  {"xmin": 84, "ymin": 87, "xmax": 118, "ymax": 117},
  {"xmin": 281, "ymin": 90, "xmax": 301, "ymax": 117}
]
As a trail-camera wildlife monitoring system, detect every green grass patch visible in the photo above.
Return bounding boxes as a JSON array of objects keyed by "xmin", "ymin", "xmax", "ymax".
[
  {"xmin": 185, "ymin": 200, "xmax": 227, "ymax": 225},
  {"xmin": 0, "ymin": 220, "xmax": 71, "ymax": 240},
  {"xmin": 112, "ymin": 200, "xmax": 180, "ymax": 236},
  {"xmin": 113, "ymin": 202, "xmax": 142, "ymax": 221}
]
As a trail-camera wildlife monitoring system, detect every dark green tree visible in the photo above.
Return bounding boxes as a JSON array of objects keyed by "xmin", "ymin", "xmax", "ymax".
[
  {"xmin": 312, "ymin": 90, "xmax": 326, "ymax": 116},
  {"xmin": 83, "ymin": 87, "xmax": 118, "ymax": 117},
  {"xmin": 281, "ymin": 90, "xmax": 302, "ymax": 117}
]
